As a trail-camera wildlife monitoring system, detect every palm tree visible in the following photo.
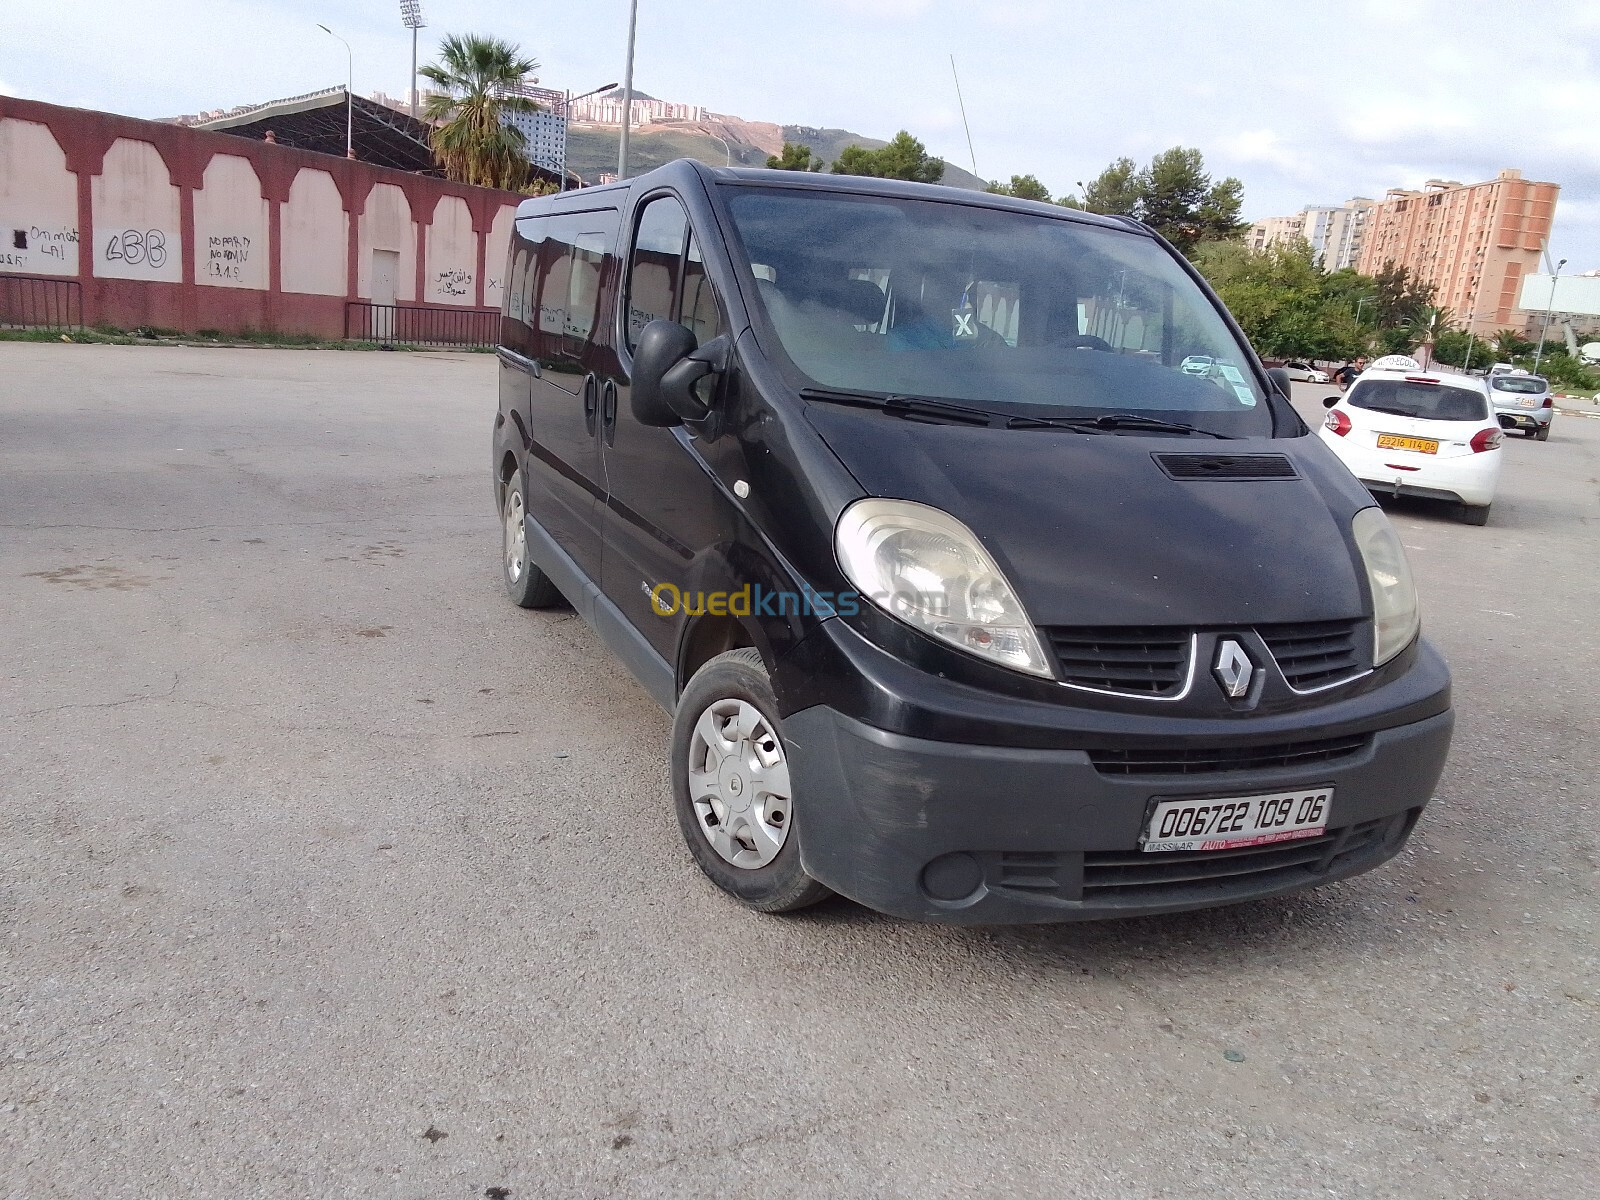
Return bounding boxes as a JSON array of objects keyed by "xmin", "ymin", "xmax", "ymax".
[
  {"xmin": 420, "ymin": 34, "xmax": 540, "ymax": 190},
  {"xmin": 1409, "ymin": 305, "xmax": 1455, "ymax": 368}
]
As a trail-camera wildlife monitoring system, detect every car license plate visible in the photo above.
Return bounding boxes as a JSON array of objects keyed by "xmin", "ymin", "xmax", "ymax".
[
  {"xmin": 1141, "ymin": 788, "xmax": 1333, "ymax": 853},
  {"xmin": 1375, "ymin": 433, "xmax": 1438, "ymax": 454},
  {"xmin": 1518, "ymin": 397, "xmax": 1538, "ymax": 408}
]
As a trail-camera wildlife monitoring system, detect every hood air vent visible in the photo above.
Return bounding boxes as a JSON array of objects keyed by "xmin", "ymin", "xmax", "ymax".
[{"xmin": 1155, "ymin": 453, "xmax": 1298, "ymax": 481}]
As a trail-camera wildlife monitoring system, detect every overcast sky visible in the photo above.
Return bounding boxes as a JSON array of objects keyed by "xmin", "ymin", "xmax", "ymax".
[{"xmin": 4, "ymin": 0, "xmax": 1596, "ymax": 268}]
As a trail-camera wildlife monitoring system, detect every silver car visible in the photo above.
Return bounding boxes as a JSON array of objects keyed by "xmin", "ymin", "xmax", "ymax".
[{"xmin": 1490, "ymin": 371, "xmax": 1553, "ymax": 440}]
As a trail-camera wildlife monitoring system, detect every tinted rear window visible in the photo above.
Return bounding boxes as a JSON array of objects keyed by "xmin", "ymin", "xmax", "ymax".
[
  {"xmin": 1347, "ymin": 379, "xmax": 1488, "ymax": 422},
  {"xmin": 1491, "ymin": 375, "xmax": 1547, "ymax": 394}
]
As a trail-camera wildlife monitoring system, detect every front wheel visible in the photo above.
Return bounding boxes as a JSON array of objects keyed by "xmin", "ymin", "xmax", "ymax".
[
  {"xmin": 671, "ymin": 648, "xmax": 832, "ymax": 913},
  {"xmin": 501, "ymin": 472, "xmax": 564, "ymax": 608}
]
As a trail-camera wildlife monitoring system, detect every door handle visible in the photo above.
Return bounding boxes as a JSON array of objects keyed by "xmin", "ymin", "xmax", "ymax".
[
  {"xmin": 582, "ymin": 373, "xmax": 599, "ymax": 437},
  {"xmin": 601, "ymin": 381, "xmax": 619, "ymax": 446}
]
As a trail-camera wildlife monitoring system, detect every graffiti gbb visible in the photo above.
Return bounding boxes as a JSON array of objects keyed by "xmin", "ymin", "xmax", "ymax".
[{"xmin": 103, "ymin": 228, "xmax": 168, "ymax": 269}]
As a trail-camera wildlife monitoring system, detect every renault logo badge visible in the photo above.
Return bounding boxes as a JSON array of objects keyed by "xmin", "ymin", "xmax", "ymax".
[{"xmin": 1213, "ymin": 639, "xmax": 1254, "ymax": 699}]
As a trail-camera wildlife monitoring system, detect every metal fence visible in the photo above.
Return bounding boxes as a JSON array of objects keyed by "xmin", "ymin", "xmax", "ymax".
[
  {"xmin": 345, "ymin": 302, "xmax": 498, "ymax": 349},
  {"xmin": 1, "ymin": 275, "xmax": 84, "ymax": 331}
]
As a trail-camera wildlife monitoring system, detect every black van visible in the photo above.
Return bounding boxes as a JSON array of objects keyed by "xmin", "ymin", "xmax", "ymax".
[{"xmin": 491, "ymin": 161, "xmax": 1452, "ymax": 923}]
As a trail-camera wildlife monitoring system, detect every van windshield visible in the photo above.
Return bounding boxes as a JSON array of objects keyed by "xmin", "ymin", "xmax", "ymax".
[{"xmin": 721, "ymin": 187, "xmax": 1270, "ymax": 435}]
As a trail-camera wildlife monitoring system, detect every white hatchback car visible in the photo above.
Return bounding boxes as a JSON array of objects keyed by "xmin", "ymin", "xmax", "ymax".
[{"xmin": 1318, "ymin": 355, "xmax": 1504, "ymax": 525}]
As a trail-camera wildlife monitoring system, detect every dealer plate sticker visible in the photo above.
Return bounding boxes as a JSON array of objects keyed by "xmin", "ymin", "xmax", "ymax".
[{"xmin": 1141, "ymin": 788, "xmax": 1332, "ymax": 853}]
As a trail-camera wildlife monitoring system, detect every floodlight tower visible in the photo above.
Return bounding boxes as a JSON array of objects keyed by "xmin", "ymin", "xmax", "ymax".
[{"xmin": 399, "ymin": 0, "xmax": 426, "ymax": 120}]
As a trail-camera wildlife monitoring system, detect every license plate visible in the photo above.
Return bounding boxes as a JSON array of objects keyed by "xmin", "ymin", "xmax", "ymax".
[
  {"xmin": 1141, "ymin": 788, "xmax": 1333, "ymax": 853},
  {"xmin": 1375, "ymin": 433, "xmax": 1438, "ymax": 454},
  {"xmin": 1518, "ymin": 398, "xmax": 1538, "ymax": 408}
]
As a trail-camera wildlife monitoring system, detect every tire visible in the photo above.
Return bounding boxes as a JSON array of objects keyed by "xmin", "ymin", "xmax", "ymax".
[
  {"xmin": 1524, "ymin": 428, "xmax": 1538, "ymax": 439},
  {"xmin": 1536, "ymin": 423, "xmax": 1551, "ymax": 441},
  {"xmin": 501, "ymin": 470, "xmax": 564, "ymax": 608},
  {"xmin": 1459, "ymin": 502, "xmax": 1491, "ymax": 526},
  {"xmin": 671, "ymin": 648, "xmax": 832, "ymax": 913}
]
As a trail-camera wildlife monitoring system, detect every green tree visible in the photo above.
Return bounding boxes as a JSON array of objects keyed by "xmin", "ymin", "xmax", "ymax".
[
  {"xmin": 1071, "ymin": 157, "xmax": 1140, "ymax": 216},
  {"xmin": 1434, "ymin": 329, "xmax": 1498, "ymax": 372},
  {"xmin": 1409, "ymin": 305, "xmax": 1455, "ymax": 366},
  {"xmin": 1192, "ymin": 238, "xmax": 1362, "ymax": 360},
  {"xmin": 420, "ymin": 33, "xmax": 540, "ymax": 189},
  {"xmin": 985, "ymin": 174, "xmax": 1052, "ymax": 201},
  {"xmin": 1139, "ymin": 147, "xmax": 1246, "ymax": 253},
  {"xmin": 1067, "ymin": 148, "xmax": 1245, "ymax": 254},
  {"xmin": 1493, "ymin": 328, "xmax": 1535, "ymax": 358},
  {"xmin": 766, "ymin": 142, "xmax": 824, "ymax": 172},
  {"xmin": 831, "ymin": 131, "xmax": 945, "ymax": 183},
  {"xmin": 1369, "ymin": 263, "xmax": 1435, "ymax": 331}
]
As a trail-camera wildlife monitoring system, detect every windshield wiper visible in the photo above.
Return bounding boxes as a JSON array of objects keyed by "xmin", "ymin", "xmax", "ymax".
[
  {"xmin": 799, "ymin": 387, "xmax": 998, "ymax": 427},
  {"xmin": 1006, "ymin": 412, "xmax": 1236, "ymax": 439}
]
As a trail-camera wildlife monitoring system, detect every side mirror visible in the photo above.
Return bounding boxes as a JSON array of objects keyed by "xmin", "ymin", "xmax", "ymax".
[
  {"xmin": 631, "ymin": 320, "xmax": 699, "ymax": 427},
  {"xmin": 1322, "ymin": 395, "xmax": 1339, "ymax": 409},
  {"xmin": 1264, "ymin": 366, "xmax": 1294, "ymax": 398}
]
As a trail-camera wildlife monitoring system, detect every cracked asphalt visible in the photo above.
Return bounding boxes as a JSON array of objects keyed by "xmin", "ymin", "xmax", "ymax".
[{"xmin": 2, "ymin": 345, "xmax": 1597, "ymax": 1199}]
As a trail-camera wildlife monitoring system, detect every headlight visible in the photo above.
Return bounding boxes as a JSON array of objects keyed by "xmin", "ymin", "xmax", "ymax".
[
  {"xmin": 1352, "ymin": 507, "xmax": 1420, "ymax": 666},
  {"xmin": 835, "ymin": 498, "xmax": 1052, "ymax": 678}
]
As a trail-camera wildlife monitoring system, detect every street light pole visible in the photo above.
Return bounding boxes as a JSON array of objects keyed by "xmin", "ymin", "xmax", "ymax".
[
  {"xmin": 317, "ymin": 24, "xmax": 354, "ymax": 159},
  {"xmin": 1533, "ymin": 258, "xmax": 1567, "ymax": 375},
  {"xmin": 399, "ymin": 1, "xmax": 426, "ymax": 121},
  {"xmin": 617, "ymin": 0, "xmax": 638, "ymax": 178},
  {"xmin": 556, "ymin": 82, "xmax": 619, "ymax": 191}
]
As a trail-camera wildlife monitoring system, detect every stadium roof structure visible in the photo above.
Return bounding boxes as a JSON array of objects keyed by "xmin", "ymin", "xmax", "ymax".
[{"xmin": 192, "ymin": 88, "xmax": 565, "ymax": 187}]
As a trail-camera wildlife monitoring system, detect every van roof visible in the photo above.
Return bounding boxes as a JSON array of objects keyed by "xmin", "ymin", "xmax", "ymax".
[{"xmin": 516, "ymin": 158, "xmax": 1147, "ymax": 235}]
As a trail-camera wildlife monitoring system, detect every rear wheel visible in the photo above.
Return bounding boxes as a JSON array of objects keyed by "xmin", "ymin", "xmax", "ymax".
[
  {"xmin": 1459, "ymin": 502, "xmax": 1492, "ymax": 526},
  {"xmin": 501, "ymin": 471, "xmax": 564, "ymax": 608},
  {"xmin": 1524, "ymin": 427, "xmax": 1538, "ymax": 438},
  {"xmin": 671, "ymin": 648, "xmax": 832, "ymax": 913},
  {"xmin": 1536, "ymin": 423, "xmax": 1551, "ymax": 441}
]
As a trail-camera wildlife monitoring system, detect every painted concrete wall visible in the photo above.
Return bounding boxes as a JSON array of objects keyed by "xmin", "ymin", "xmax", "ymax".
[
  {"xmin": 0, "ymin": 94, "xmax": 524, "ymax": 337},
  {"xmin": 483, "ymin": 204, "xmax": 516, "ymax": 312},
  {"xmin": 425, "ymin": 195, "xmax": 476, "ymax": 306},
  {"xmin": 358, "ymin": 183, "xmax": 417, "ymax": 303},
  {"xmin": 194, "ymin": 154, "xmax": 268, "ymax": 291},
  {"xmin": 280, "ymin": 169, "xmax": 347, "ymax": 298},
  {"xmin": 91, "ymin": 138, "xmax": 183, "ymax": 284},
  {"xmin": 0, "ymin": 117, "xmax": 79, "ymax": 277}
]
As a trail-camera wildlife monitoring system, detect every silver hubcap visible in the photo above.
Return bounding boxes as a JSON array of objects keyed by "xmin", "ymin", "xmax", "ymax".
[
  {"xmin": 504, "ymin": 489, "xmax": 526, "ymax": 584},
  {"xmin": 688, "ymin": 698, "xmax": 791, "ymax": 869}
]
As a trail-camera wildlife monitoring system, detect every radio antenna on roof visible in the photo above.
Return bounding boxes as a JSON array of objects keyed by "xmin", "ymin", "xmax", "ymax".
[{"xmin": 950, "ymin": 55, "xmax": 978, "ymax": 179}]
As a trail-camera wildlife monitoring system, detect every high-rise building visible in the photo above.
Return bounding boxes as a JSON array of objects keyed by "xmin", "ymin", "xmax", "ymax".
[
  {"xmin": 1247, "ymin": 197, "xmax": 1374, "ymax": 270},
  {"xmin": 1356, "ymin": 170, "xmax": 1559, "ymax": 334}
]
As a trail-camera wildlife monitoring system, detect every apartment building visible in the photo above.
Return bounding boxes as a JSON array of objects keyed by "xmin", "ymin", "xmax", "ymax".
[
  {"xmin": 1355, "ymin": 170, "xmax": 1559, "ymax": 335},
  {"xmin": 1247, "ymin": 197, "xmax": 1374, "ymax": 270}
]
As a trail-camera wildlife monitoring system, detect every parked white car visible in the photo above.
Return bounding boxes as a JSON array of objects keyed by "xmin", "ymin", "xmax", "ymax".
[
  {"xmin": 1318, "ymin": 355, "xmax": 1504, "ymax": 525},
  {"xmin": 1282, "ymin": 361, "xmax": 1330, "ymax": 383}
]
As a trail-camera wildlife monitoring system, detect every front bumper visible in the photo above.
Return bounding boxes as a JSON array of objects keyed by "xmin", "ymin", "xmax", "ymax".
[{"xmin": 785, "ymin": 705, "xmax": 1452, "ymax": 923}]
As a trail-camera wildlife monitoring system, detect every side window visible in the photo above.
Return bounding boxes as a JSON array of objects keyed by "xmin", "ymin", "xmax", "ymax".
[
  {"xmin": 530, "ymin": 209, "xmax": 618, "ymax": 368},
  {"xmin": 565, "ymin": 231, "xmax": 608, "ymax": 355},
  {"xmin": 681, "ymin": 235, "xmax": 724, "ymax": 345},
  {"xmin": 626, "ymin": 197, "xmax": 689, "ymax": 350},
  {"xmin": 501, "ymin": 219, "xmax": 542, "ymax": 352}
]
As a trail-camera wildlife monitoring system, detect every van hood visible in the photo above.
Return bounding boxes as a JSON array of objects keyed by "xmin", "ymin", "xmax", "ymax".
[{"xmin": 805, "ymin": 408, "xmax": 1375, "ymax": 627}]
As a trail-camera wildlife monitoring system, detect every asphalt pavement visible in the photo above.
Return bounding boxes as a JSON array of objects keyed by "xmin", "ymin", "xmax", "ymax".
[{"xmin": 2, "ymin": 346, "xmax": 1597, "ymax": 1199}]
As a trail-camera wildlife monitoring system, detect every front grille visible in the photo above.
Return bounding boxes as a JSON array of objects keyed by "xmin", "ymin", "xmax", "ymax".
[
  {"xmin": 1259, "ymin": 620, "xmax": 1363, "ymax": 690},
  {"xmin": 1045, "ymin": 627, "xmax": 1191, "ymax": 696},
  {"xmin": 1087, "ymin": 733, "xmax": 1370, "ymax": 776},
  {"xmin": 1154, "ymin": 452, "xmax": 1298, "ymax": 480},
  {"xmin": 1081, "ymin": 817, "xmax": 1390, "ymax": 901}
]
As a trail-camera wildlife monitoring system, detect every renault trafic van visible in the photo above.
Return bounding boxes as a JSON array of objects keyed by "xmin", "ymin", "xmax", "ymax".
[{"xmin": 491, "ymin": 161, "xmax": 1453, "ymax": 923}]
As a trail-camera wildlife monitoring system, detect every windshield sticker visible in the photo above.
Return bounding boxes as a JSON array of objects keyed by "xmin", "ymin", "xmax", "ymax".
[
  {"xmin": 1216, "ymin": 364, "xmax": 1257, "ymax": 407},
  {"xmin": 952, "ymin": 287, "xmax": 979, "ymax": 342}
]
